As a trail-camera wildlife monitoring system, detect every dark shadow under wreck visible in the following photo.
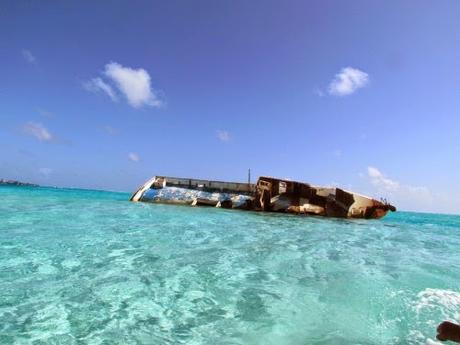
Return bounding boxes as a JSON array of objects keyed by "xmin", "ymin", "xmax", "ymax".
[{"xmin": 130, "ymin": 175, "xmax": 396, "ymax": 219}]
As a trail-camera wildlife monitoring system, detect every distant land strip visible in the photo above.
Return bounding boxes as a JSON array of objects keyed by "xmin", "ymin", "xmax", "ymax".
[{"xmin": 0, "ymin": 179, "xmax": 38, "ymax": 187}]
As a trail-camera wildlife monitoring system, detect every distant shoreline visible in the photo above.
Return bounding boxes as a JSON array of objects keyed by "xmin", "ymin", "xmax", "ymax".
[{"xmin": 0, "ymin": 179, "xmax": 38, "ymax": 187}]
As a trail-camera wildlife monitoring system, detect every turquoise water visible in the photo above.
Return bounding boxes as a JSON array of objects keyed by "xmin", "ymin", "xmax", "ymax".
[{"xmin": 1, "ymin": 186, "xmax": 460, "ymax": 345}]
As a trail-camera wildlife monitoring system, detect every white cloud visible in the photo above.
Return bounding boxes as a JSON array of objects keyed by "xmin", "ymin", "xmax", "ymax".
[
  {"xmin": 128, "ymin": 152, "xmax": 140, "ymax": 162},
  {"xmin": 104, "ymin": 62, "xmax": 162, "ymax": 108},
  {"xmin": 22, "ymin": 49, "xmax": 36, "ymax": 64},
  {"xmin": 216, "ymin": 130, "xmax": 230, "ymax": 142},
  {"xmin": 83, "ymin": 77, "xmax": 118, "ymax": 102},
  {"xmin": 23, "ymin": 122, "xmax": 53, "ymax": 142},
  {"xmin": 329, "ymin": 67, "xmax": 369, "ymax": 96},
  {"xmin": 39, "ymin": 168, "xmax": 53, "ymax": 177}
]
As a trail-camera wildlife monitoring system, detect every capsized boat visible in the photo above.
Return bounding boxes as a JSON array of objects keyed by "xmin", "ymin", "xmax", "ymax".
[{"xmin": 130, "ymin": 175, "xmax": 396, "ymax": 219}]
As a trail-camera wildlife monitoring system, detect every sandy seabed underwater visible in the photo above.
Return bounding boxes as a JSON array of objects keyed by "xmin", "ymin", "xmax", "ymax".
[{"xmin": 1, "ymin": 186, "xmax": 460, "ymax": 345}]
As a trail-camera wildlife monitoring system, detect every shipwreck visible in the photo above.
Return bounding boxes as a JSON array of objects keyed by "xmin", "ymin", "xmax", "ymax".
[{"xmin": 130, "ymin": 175, "xmax": 396, "ymax": 219}]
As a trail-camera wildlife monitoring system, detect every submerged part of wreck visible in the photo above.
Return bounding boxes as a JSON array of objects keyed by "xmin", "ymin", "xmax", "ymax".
[{"xmin": 130, "ymin": 175, "xmax": 396, "ymax": 219}]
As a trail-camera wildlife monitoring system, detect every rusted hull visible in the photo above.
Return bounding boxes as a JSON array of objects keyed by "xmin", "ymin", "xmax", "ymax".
[
  {"xmin": 130, "ymin": 175, "xmax": 396, "ymax": 219},
  {"xmin": 253, "ymin": 176, "xmax": 396, "ymax": 219}
]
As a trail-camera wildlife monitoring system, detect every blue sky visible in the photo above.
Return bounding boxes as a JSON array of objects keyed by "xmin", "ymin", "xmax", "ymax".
[{"xmin": 1, "ymin": 1, "xmax": 459, "ymax": 214}]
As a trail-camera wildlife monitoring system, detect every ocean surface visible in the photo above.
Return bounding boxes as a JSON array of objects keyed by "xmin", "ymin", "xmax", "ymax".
[{"xmin": 1, "ymin": 186, "xmax": 460, "ymax": 345}]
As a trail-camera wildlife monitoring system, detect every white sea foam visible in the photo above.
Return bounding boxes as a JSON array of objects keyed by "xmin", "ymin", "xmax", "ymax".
[
  {"xmin": 405, "ymin": 288, "xmax": 460, "ymax": 345},
  {"xmin": 415, "ymin": 288, "xmax": 460, "ymax": 322}
]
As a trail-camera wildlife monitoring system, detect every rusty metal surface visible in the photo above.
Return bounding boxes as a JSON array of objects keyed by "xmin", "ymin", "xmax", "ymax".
[{"xmin": 253, "ymin": 177, "xmax": 396, "ymax": 219}]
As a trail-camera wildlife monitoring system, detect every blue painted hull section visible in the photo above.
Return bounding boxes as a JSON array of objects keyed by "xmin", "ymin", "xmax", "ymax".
[{"xmin": 141, "ymin": 187, "xmax": 252, "ymax": 207}]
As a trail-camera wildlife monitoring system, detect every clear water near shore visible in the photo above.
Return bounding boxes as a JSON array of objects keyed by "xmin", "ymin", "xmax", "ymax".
[{"xmin": 1, "ymin": 186, "xmax": 460, "ymax": 344}]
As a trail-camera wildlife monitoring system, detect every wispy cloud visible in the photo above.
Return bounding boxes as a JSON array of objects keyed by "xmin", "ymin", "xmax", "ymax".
[
  {"xmin": 37, "ymin": 108, "xmax": 54, "ymax": 118},
  {"xmin": 216, "ymin": 130, "xmax": 230, "ymax": 142},
  {"xmin": 367, "ymin": 166, "xmax": 400, "ymax": 192},
  {"xmin": 83, "ymin": 77, "xmax": 118, "ymax": 102},
  {"xmin": 103, "ymin": 125, "xmax": 118, "ymax": 135},
  {"xmin": 333, "ymin": 149, "xmax": 342, "ymax": 157},
  {"xmin": 23, "ymin": 122, "xmax": 53, "ymax": 142},
  {"xmin": 22, "ymin": 49, "xmax": 36, "ymax": 64},
  {"xmin": 39, "ymin": 167, "xmax": 53, "ymax": 177},
  {"xmin": 329, "ymin": 67, "xmax": 369, "ymax": 96},
  {"xmin": 128, "ymin": 152, "xmax": 140, "ymax": 162},
  {"xmin": 365, "ymin": 166, "xmax": 434, "ymax": 211},
  {"xmin": 313, "ymin": 87, "xmax": 324, "ymax": 97}
]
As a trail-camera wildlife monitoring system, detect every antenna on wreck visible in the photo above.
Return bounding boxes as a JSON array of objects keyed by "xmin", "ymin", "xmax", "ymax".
[{"xmin": 248, "ymin": 168, "xmax": 251, "ymax": 186}]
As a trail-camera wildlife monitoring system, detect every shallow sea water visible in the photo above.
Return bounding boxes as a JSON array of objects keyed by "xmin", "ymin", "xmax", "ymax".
[{"xmin": 1, "ymin": 186, "xmax": 460, "ymax": 345}]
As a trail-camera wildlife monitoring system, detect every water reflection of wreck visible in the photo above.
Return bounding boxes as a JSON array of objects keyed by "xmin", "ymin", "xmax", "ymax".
[{"xmin": 130, "ymin": 176, "xmax": 396, "ymax": 219}]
